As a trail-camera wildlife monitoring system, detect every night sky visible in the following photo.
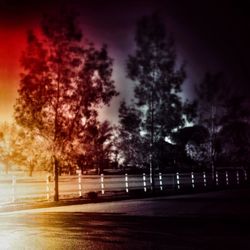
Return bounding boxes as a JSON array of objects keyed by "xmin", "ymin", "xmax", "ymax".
[{"xmin": 0, "ymin": 0, "xmax": 249, "ymax": 123}]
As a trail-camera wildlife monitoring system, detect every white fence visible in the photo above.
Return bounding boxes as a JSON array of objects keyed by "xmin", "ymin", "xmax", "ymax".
[{"xmin": 0, "ymin": 170, "xmax": 248, "ymax": 204}]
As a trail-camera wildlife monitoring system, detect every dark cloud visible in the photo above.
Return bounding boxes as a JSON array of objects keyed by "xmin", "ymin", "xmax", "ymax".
[{"xmin": 163, "ymin": 1, "xmax": 250, "ymax": 95}]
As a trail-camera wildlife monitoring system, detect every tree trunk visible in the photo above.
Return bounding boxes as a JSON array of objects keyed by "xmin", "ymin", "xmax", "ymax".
[
  {"xmin": 4, "ymin": 163, "xmax": 9, "ymax": 174},
  {"xmin": 150, "ymin": 90, "xmax": 155, "ymax": 192},
  {"xmin": 210, "ymin": 105, "xmax": 216, "ymax": 183},
  {"xmin": 29, "ymin": 162, "xmax": 34, "ymax": 177},
  {"xmin": 54, "ymin": 156, "xmax": 59, "ymax": 201}
]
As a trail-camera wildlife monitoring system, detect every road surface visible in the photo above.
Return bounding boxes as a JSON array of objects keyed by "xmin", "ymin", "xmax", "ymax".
[{"xmin": 1, "ymin": 188, "xmax": 250, "ymax": 249}]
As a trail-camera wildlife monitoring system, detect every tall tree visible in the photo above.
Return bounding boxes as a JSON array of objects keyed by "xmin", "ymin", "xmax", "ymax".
[
  {"xmin": 195, "ymin": 72, "xmax": 228, "ymax": 178},
  {"xmin": 15, "ymin": 11, "xmax": 118, "ymax": 201},
  {"xmin": 127, "ymin": 14, "xmax": 186, "ymax": 189}
]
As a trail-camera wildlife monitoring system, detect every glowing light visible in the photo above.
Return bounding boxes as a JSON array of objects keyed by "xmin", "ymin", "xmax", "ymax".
[{"xmin": 164, "ymin": 136, "xmax": 175, "ymax": 144}]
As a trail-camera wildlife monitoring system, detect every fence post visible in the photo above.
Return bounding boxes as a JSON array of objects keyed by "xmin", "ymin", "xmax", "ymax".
[
  {"xmin": 100, "ymin": 174, "xmax": 105, "ymax": 194},
  {"xmin": 203, "ymin": 172, "xmax": 207, "ymax": 187},
  {"xmin": 143, "ymin": 173, "xmax": 147, "ymax": 192},
  {"xmin": 176, "ymin": 172, "xmax": 180, "ymax": 189},
  {"xmin": 12, "ymin": 175, "xmax": 16, "ymax": 203},
  {"xmin": 150, "ymin": 172, "xmax": 153, "ymax": 191},
  {"xmin": 78, "ymin": 172, "xmax": 82, "ymax": 197},
  {"xmin": 244, "ymin": 170, "xmax": 248, "ymax": 182},
  {"xmin": 125, "ymin": 173, "xmax": 129, "ymax": 193},
  {"xmin": 236, "ymin": 171, "xmax": 240, "ymax": 185},
  {"xmin": 159, "ymin": 173, "xmax": 163, "ymax": 191},
  {"xmin": 225, "ymin": 171, "xmax": 229, "ymax": 185},
  {"xmin": 46, "ymin": 174, "xmax": 50, "ymax": 200},
  {"xmin": 215, "ymin": 171, "xmax": 219, "ymax": 186},
  {"xmin": 191, "ymin": 172, "xmax": 195, "ymax": 188}
]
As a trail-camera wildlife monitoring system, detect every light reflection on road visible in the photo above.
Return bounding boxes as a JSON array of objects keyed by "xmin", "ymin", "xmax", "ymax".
[{"xmin": 1, "ymin": 189, "xmax": 250, "ymax": 249}]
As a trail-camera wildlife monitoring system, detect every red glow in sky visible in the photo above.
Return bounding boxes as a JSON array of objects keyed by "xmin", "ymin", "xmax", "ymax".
[{"xmin": 0, "ymin": 27, "xmax": 27, "ymax": 122}]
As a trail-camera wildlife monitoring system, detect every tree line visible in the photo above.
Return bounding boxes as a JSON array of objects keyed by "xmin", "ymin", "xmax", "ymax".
[{"xmin": 1, "ymin": 12, "xmax": 249, "ymax": 196}]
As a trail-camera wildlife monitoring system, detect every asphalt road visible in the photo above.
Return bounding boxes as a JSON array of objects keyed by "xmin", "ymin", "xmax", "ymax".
[{"xmin": 1, "ymin": 188, "xmax": 250, "ymax": 249}]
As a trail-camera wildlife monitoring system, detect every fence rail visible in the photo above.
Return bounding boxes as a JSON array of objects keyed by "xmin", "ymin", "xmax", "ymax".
[{"xmin": 0, "ymin": 170, "xmax": 248, "ymax": 204}]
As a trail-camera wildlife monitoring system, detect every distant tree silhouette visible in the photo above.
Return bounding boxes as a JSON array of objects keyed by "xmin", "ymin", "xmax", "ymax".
[
  {"xmin": 219, "ymin": 121, "xmax": 250, "ymax": 168},
  {"xmin": 218, "ymin": 96, "xmax": 250, "ymax": 168},
  {"xmin": 15, "ymin": 11, "xmax": 118, "ymax": 201},
  {"xmin": 222, "ymin": 95, "xmax": 250, "ymax": 124},
  {"xmin": 172, "ymin": 125, "xmax": 209, "ymax": 146},
  {"xmin": 126, "ymin": 13, "xmax": 187, "ymax": 189}
]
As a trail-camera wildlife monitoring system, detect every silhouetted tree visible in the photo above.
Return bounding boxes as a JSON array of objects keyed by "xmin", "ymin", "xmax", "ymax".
[
  {"xmin": 93, "ymin": 121, "xmax": 114, "ymax": 174},
  {"xmin": 118, "ymin": 101, "xmax": 146, "ymax": 168},
  {"xmin": 127, "ymin": 14, "xmax": 186, "ymax": 189},
  {"xmin": 15, "ymin": 11, "xmax": 118, "ymax": 200}
]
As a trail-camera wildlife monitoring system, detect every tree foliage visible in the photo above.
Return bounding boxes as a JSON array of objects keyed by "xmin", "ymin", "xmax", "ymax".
[
  {"xmin": 195, "ymin": 72, "xmax": 228, "ymax": 127},
  {"xmin": 127, "ymin": 13, "xmax": 186, "ymax": 142},
  {"xmin": 0, "ymin": 123, "xmax": 50, "ymax": 175},
  {"xmin": 0, "ymin": 123, "xmax": 16, "ymax": 173},
  {"xmin": 217, "ymin": 96, "xmax": 250, "ymax": 168}
]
